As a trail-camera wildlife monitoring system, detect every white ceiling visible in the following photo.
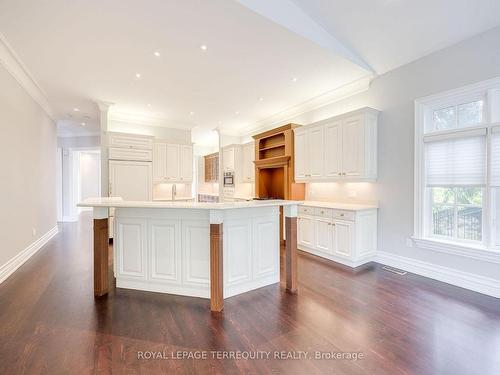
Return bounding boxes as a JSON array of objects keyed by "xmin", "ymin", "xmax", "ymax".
[
  {"xmin": 291, "ymin": 0, "xmax": 500, "ymax": 75},
  {"xmin": 1, "ymin": 0, "xmax": 499, "ymax": 138}
]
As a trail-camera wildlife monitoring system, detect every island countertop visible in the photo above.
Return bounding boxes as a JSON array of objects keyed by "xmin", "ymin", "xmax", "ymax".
[{"xmin": 78, "ymin": 197, "xmax": 303, "ymax": 210}]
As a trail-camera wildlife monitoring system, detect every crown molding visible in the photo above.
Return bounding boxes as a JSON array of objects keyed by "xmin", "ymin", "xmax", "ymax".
[
  {"xmin": 0, "ymin": 33, "xmax": 55, "ymax": 120},
  {"xmin": 233, "ymin": 75, "xmax": 373, "ymax": 136},
  {"xmin": 108, "ymin": 109, "xmax": 193, "ymax": 130}
]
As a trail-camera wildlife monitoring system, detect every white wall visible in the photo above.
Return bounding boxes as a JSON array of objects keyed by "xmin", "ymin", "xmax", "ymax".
[
  {"xmin": 0, "ymin": 63, "xmax": 57, "ymax": 267},
  {"xmin": 288, "ymin": 26, "xmax": 500, "ymax": 281}
]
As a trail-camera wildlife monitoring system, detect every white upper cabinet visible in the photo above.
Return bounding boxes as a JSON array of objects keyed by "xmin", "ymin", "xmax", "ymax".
[
  {"xmin": 165, "ymin": 144, "xmax": 180, "ymax": 181},
  {"xmin": 108, "ymin": 132, "xmax": 153, "ymax": 161},
  {"xmin": 153, "ymin": 143, "xmax": 167, "ymax": 181},
  {"xmin": 294, "ymin": 131, "xmax": 308, "ymax": 179},
  {"xmin": 179, "ymin": 145, "xmax": 193, "ymax": 181},
  {"xmin": 308, "ymin": 126, "xmax": 324, "ymax": 178},
  {"xmin": 324, "ymin": 120, "xmax": 343, "ymax": 177},
  {"xmin": 108, "ymin": 132, "xmax": 153, "ymax": 150},
  {"xmin": 222, "ymin": 146, "xmax": 235, "ymax": 171},
  {"xmin": 294, "ymin": 107, "xmax": 378, "ymax": 181},
  {"xmin": 153, "ymin": 141, "xmax": 192, "ymax": 183},
  {"xmin": 242, "ymin": 142, "xmax": 255, "ymax": 182}
]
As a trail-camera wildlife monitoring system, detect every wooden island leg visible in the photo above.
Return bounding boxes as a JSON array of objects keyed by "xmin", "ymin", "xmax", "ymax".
[
  {"xmin": 209, "ymin": 210, "xmax": 224, "ymax": 312},
  {"xmin": 284, "ymin": 205, "xmax": 298, "ymax": 293},
  {"xmin": 93, "ymin": 208, "xmax": 109, "ymax": 297}
]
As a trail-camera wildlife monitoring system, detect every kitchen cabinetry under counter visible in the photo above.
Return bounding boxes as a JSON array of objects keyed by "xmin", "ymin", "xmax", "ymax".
[
  {"xmin": 79, "ymin": 198, "xmax": 301, "ymax": 312},
  {"xmin": 298, "ymin": 201, "xmax": 378, "ymax": 267}
]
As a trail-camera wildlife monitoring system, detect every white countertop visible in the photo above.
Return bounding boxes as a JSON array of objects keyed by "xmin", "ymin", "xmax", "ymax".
[
  {"xmin": 78, "ymin": 197, "xmax": 303, "ymax": 210},
  {"xmin": 302, "ymin": 200, "xmax": 378, "ymax": 211}
]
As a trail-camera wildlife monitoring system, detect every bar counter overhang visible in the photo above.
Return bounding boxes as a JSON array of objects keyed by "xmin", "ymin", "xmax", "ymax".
[{"xmin": 78, "ymin": 197, "xmax": 301, "ymax": 311}]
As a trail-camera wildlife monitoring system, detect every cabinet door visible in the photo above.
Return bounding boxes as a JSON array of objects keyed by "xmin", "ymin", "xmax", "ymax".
[
  {"xmin": 324, "ymin": 120, "xmax": 343, "ymax": 177},
  {"xmin": 165, "ymin": 144, "xmax": 179, "ymax": 181},
  {"xmin": 294, "ymin": 130, "xmax": 308, "ymax": 180},
  {"xmin": 222, "ymin": 147, "xmax": 234, "ymax": 171},
  {"xmin": 242, "ymin": 143, "xmax": 254, "ymax": 182},
  {"xmin": 149, "ymin": 219, "xmax": 181, "ymax": 283},
  {"xmin": 298, "ymin": 215, "xmax": 314, "ymax": 248},
  {"xmin": 109, "ymin": 160, "xmax": 152, "ymax": 200},
  {"xmin": 308, "ymin": 127, "xmax": 324, "ymax": 178},
  {"xmin": 153, "ymin": 143, "xmax": 166, "ymax": 181},
  {"xmin": 333, "ymin": 220, "xmax": 353, "ymax": 258},
  {"xmin": 116, "ymin": 217, "xmax": 147, "ymax": 279},
  {"xmin": 179, "ymin": 145, "xmax": 193, "ymax": 181},
  {"xmin": 342, "ymin": 115, "xmax": 364, "ymax": 177},
  {"xmin": 315, "ymin": 217, "xmax": 333, "ymax": 254}
]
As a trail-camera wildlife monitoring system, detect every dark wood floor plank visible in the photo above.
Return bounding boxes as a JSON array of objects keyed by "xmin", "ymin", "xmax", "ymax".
[{"xmin": 0, "ymin": 214, "xmax": 499, "ymax": 374}]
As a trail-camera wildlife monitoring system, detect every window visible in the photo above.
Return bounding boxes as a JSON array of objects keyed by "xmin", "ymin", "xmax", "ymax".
[{"xmin": 415, "ymin": 77, "xmax": 500, "ymax": 253}]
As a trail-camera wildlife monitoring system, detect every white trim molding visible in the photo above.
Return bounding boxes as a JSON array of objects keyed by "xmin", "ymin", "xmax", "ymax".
[
  {"xmin": 0, "ymin": 33, "xmax": 54, "ymax": 120},
  {"xmin": 377, "ymin": 251, "xmax": 500, "ymax": 299},
  {"xmin": 412, "ymin": 237, "xmax": 500, "ymax": 264},
  {"xmin": 0, "ymin": 226, "xmax": 58, "ymax": 284},
  {"xmin": 238, "ymin": 76, "xmax": 373, "ymax": 136}
]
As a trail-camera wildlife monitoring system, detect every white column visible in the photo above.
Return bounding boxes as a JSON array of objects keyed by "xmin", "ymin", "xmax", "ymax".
[{"xmin": 97, "ymin": 101, "xmax": 113, "ymax": 197}]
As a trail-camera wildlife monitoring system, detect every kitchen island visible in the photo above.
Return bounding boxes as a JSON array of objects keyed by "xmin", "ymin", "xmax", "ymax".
[{"xmin": 78, "ymin": 198, "xmax": 301, "ymax": 311}]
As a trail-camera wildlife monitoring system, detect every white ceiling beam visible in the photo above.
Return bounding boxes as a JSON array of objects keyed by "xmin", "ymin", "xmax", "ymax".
[{"xmin": 237, "ymin": 0, "xmax": 374, "ymax": 73}]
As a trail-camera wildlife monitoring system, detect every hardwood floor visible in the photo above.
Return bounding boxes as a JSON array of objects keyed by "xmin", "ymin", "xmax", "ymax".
[{"xmin": 1, "ymin": 214, "xmax": 499, "ymax": 374}]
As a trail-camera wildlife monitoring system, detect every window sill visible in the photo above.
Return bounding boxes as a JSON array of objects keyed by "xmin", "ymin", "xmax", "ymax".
[{"xmin": 412, "ymin": 236, "xmax": 500, "ymax": 264}]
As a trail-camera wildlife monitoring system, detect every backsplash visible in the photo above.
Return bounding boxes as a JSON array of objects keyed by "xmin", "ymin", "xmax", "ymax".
[
  {"xmin": 306, "ymin": 182, "xmax": 378, "ymax": 205},
  {"xmin": 153, "ymin": 183, "xmax": 193, "ymax": 200}
]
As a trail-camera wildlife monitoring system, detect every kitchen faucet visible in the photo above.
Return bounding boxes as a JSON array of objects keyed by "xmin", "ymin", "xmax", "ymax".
[{"xmin": 171, "ymin": 184, "xmax": 177, "ymax": 201}]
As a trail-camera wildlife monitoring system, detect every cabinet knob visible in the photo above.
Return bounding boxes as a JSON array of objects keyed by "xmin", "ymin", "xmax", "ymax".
[
  {"xmin": 337, "ymin": 173, "xmax": 342, "ymax": 176},
  {"xmin": 342, "ymin": 172, "xmax": 346, "ymax": 176},
  {"xmin": 340, "ymin": 213, "xmax": 345, "ymax": 217}
]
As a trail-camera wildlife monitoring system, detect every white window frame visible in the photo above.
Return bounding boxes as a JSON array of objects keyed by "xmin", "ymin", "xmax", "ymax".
[{"xmin": 414, "ymin": 77, "xmax": 500, "ymax": 263}]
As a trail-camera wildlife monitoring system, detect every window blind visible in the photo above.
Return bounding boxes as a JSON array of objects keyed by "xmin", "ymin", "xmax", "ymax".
[
  {"xmin": 492, "ymin": 126, "xmax": 500, "ymax": 187},
  {"xmin": 424, "ymin": 129, "xmax": 486, "ymax": 187}
]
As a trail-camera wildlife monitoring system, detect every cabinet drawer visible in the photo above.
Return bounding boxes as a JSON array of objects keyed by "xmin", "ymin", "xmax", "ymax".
[
  {"xmin": 109, "ymin": 147, "xmax": 153, "ymax": 161},
  {"xmin": 314, "ymin": 207, "xmax": 333, "ymax": 218},
  {"xmin": 332, "ymin": 209, "xmax": 355, "ymax": 221},
  {"xmin": 298, "ymin": 206, "xmax": 314, "ymax": 215}
]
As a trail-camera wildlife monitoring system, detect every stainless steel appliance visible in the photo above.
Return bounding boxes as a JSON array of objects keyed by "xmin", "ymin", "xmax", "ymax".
[{"xmin": 223, "ymin": 171, "xmax": 234, "ymax": 187}]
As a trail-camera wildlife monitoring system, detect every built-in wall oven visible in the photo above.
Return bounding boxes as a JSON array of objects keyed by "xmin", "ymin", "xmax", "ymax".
[{"xmin": 223, "ymin": 171, "xmax": 234, "ymax": 187}]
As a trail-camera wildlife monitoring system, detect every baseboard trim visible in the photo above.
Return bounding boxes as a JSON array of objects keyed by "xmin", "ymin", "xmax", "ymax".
[
  {"xmin": 376, "ymin": 251, "xmax": 500, "ymax": 299},
  {"xmin": 0, "ymin": 226, "xmax": 58, "ymax": 284}
]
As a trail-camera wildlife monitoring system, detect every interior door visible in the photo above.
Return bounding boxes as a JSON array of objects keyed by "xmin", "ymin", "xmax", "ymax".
[
  {"xmin": 342, "ymin": 115, "xmax": 364, "ymax": 177},
  {"xmin": 333, "ymin": 220, "xmax": 353, "ymax": 258},
  {"xmin": 109, "ymin": 160, "xmax": 152, "ymax": 201},
  {"xmin": 324, "ymin": 120, "xmax": 343, "ymax": 177},
  {"xmin": 294, "ymin": 130, "xmax": 308, "ymax": 180},
  {"xmin": 179, "ymin": 145, "xmax": 193, "ymax": 181},
  {"xmin": 165, "ymin": 144, "xmax": 179, "ymax": 181},
  {"xmin": 308, "ymin": 127, "xmax": 324, "ymax": 178}
]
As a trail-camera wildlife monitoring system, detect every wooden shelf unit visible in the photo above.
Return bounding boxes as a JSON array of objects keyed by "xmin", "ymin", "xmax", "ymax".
[{"xmin": 252, "ymin": 124, "xmax": 305, "ymax": 201}]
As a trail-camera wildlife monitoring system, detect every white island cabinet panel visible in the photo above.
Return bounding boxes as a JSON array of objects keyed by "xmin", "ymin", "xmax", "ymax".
[
  {"xmin": 149, "ymin": 219, "xmax": 180, "ymax": 283},
  {"xmin": 116, "ymin": 218, "xmax": 146, "ymax": 278},
  {"xmin": 183, "ymin": 220, "xmax": 210, "ymax": 286},
  {"xmin": 225, "ymin": 219, "xmax": 252, "ymax": 286},
  {"xmin": 253, "ymin": 216, "xmax": 279, "ymax": 278}
]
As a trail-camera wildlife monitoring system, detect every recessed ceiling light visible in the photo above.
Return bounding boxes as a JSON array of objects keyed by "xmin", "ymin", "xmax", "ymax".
[
  {"xmin": 73, "ymin": 108, "xmax": 79, "ymax": 112},
  {"xmin": 135, "ymin": 73, "xmax": 141, "ymax": 79},
  {"xmin": 153, "ymin": 51, "xmax": 160, "ymax": 57},
  {"xmin": 190, "ymin": 111, "xmax": 195, "ymax": 115},
  {"xmin": 235, "ymin": 111, "xmax": 240, "ymax": 115},
  {"xmin": 81, "ymin": 122, "xmax": 86, "ymax": 126},
  {"xmin": 259, "ymin": 97, "xmax": 264, "ymax": 101},
  {"xmin": 147, "ymin": 103, "xmax": 152, "ymax": 108},
  {"xmin": 292, "ymin": 77, "xmax": 298, "ymax": 82},
  {"xmin": 200, "ymin": 45, "xmax": 207, "ymax": 51}
]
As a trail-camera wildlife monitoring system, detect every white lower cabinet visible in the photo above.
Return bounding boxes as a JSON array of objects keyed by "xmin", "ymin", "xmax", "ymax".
[{"xmin": 298, "ymin": 205, "xmax": 377, "ymax": 267}]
